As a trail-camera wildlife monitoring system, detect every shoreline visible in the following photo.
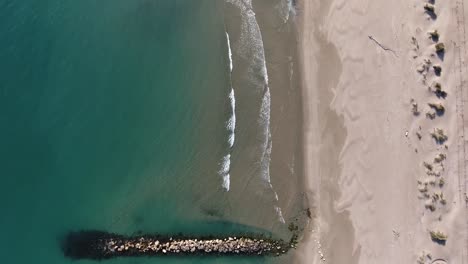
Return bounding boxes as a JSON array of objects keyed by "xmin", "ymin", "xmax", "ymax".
[
  {"xmin": 295, "ymin": 0, "xmax": 468, "ymax": 263},
  {"xmin": 294, "ymin": 0, "xmax": 354, "ymax": 263}
]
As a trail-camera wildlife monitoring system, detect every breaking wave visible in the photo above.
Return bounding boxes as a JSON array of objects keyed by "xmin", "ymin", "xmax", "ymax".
[
  {"xmin": 226, "ymin": 32, "xmax": 233, "ymax": 72},
  {"xmin": 219, "ymin": 154, "xmax": 231, "ymax": 191},
  {"xmin": 227, "ymin": 88, "xmax": 236, "ymax": 148},
  {"xmin": 218, "ymin": 32, "xmax": 236, "ymax": 192},
  {"xmin": 225, "ymin": 0, "xmax": 285, "ymax": 223},
  {"xmin": 218, "ymin": 87, "xmax": 236, "ymax": 191}
]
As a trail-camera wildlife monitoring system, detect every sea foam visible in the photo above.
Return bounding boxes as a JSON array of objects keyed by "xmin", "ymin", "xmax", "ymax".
[
  {"xmin": 219, "ymin": 154, "xmax": 231, "ymax": 191},
  {"xmin": 226, "ymin": 32, "xmax": 233, "ymax": 72},
  {"xmin": 227, "ymin": 88, "xmax": 236, "ymax": 148}
]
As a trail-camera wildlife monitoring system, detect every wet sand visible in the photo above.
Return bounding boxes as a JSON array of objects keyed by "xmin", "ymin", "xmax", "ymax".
[{"xmin": 218, "ymin": 0, "xmax": 306, "ymax": 240}]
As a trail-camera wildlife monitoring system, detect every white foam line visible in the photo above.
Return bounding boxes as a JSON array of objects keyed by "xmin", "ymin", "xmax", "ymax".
[
  {"xmin": 219, "ymin": 154, "xmax": 231, "ymax": 191},
  {"xmin": 226, "ymin": 32, "xmax": 233, "ymax": 72},
  {"xmin": 218, "ymin": 31, "xmax": 236, "ymax": 191},
  {"xmin": 227, "ymin": 88, "xmax": 236, "ymax": 148},
  {"xmin": 275, "ymin": 206, "xmax": 286, "ymax": 224}
]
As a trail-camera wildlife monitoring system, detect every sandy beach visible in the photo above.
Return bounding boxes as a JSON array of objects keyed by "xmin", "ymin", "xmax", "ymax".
[{"xmin": 297, "ymin": 0, "xmax": 468, "ymax": 263}]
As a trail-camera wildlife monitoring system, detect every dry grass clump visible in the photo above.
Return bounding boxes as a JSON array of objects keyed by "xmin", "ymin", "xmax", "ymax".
[
  {"xmin": 435, "ymin": 42, "xmax": 445, "ymax": 53},
  {"xmin": 419, "ymin": 186, "xmax": 429, "ymax": 193},
  {"xmin": 434, "ymin": 153, "xmax": 446, "ymax": 163},
  {"xmin": 426, "ymin": 112, "xmax": 436, "ymax": 119},
  {"xmin": 433, "ymin": 65, "xmax": 442, "ymax": 75},
  {"xmin": 423, "ymin": 162, "xmax": 433, "ymax": 171},
  {"xmin": 428, "ymin": 102, "xmax": 445, "ymax": 115},
  {"xmin": 432, "ymin": 192, "xmax": 440, "ymax": 202},
  {"xmin": 424, "ymin": 4, "xmax": 435, "ymax": 13},
  {"xmin": 431, "ymin": 128, "xmax": 448, "ymax": 143},
  {"xmin": 439, "ymin": 177, "xmax": 445, "ymax": 187},
  {"xmin": 429, "ymin": 230, "xmax": 447, "ymax": 244},
  {"xmin": 425, "ymin": 203, "xmax": 436, "ymax": 211},
  {"xmin": 417, "ymin": 254, "xmax": 425, "ymax": 264},
  {"xmin": 440, "ymin": 194, "xmax": 447, "ymax": 205},
  {"xmin": 428, "ymin": 30, "xmax": 439, "ymax": 41},
  {"xmin": 433, "ymin": 82, "xmax": 448, "ymax": 98},
  {"xmin": 427, "ymin": 171, "xmax": 441, "ymax": 177},
  {"xmin": 417, "ymin": 251, "xmax": 435, "ymax": 264}
]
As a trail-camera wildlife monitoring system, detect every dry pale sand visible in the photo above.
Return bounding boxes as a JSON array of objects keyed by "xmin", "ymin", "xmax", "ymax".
[{"xmin": 297, "ymin": 0, "xmax": 468, "ymax": 263}]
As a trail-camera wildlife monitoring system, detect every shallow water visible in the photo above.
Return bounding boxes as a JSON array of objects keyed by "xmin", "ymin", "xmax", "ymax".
[{"xmin": 0, "ymin": 1, "xmax": 300, "ymax": 263}]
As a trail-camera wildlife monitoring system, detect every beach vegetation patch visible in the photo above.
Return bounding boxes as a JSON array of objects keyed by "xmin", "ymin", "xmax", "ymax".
[
  {"xmin": 431, "ymin": 128, "xmax": 448, "ymax": 144},
  {"xmin": 434, "ymin": 153, "xmax": 446, "ymax": 163},
  {"xmin": 423, "ymin": 162, "xmax": 433, "ymax": 171},
  {"xmin": 426, "ymin": 112, "xmax": 436, "ymax": 120},
  {"xmin": 424, "ymin": 4, "xmax": 435, "ymax": 12},
  {"xmin": 419, "ymin": 185, "xmax": 429, "ymax": 193},
  {"xmin": 429, "ymin": 230, "xmax": 447, "ymax": 244},
  {"xmin": 433, "ymin": 65, "xmax": 442, "ymax": 76},
  {"xmin": 424, "ymin": 4, "xmax": 436, "ymax": 19},
  {"xmin": 428, "ymin": 30, "xmax": 440, "ymax": 42},
  {"xmin": 435, "ymin": 43, "xmax": 445, "ymax": 60},
  {"xmin": 439, "ymin": 177, "xmax": 445, "ymax": 187},
  {"xmin": 433, "ymin": 83, "xmax": 447, "ymax": 98},
  {"xmin": 428, "ymin": 102, "xmax": 445, "ymax": 115},
  {"xmin": 440, "ymin": 193, "xmax": 447, "ymax": 205},
  {"xmin": 435, "ymin": 42, "xmax": 445, "ymax": 53},
  {"xmin": 425, "ymin": 203, "xmax": 436, "ymax": 211}
]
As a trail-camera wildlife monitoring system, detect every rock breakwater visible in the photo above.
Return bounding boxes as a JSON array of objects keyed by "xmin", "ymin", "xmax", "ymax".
[{"xmin": 62, "ymin": 230, "xmax": 291, "ymax": 259}]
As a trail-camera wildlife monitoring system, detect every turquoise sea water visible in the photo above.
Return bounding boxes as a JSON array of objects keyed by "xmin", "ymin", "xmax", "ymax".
[{"xmin": 0, "ymin": 0, "xmax": 298, "ymax": 263}]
